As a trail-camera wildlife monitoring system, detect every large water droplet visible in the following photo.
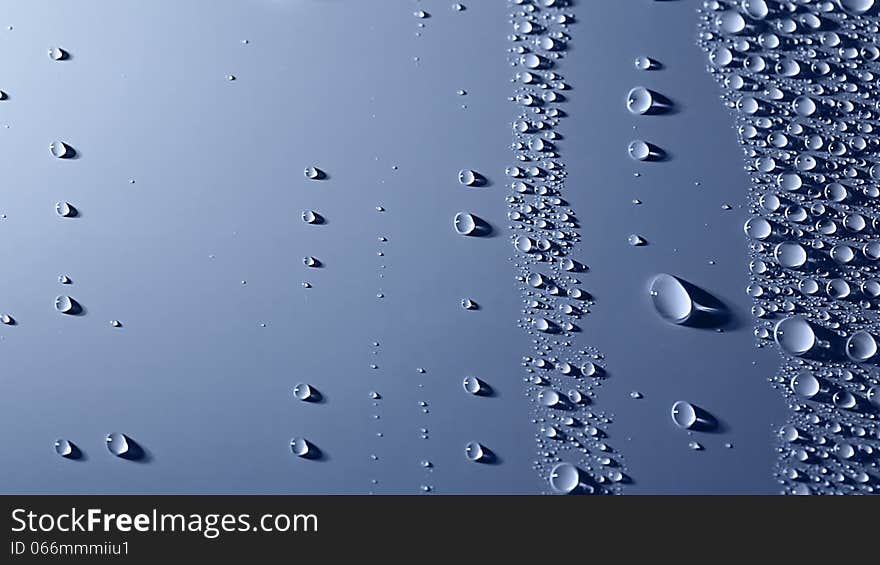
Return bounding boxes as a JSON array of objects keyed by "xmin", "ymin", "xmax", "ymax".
[
  {"xmin": 649, "ymin": 274, "xmax": 693, "ymax": 324},
  {"xmin": 106, "ymin": 433, "xmax": 130, "ymax": 457},
  {"xmin": 836, "ymin": 0, "xmax": 875, "ymax": 15},
  {"xmin": 538, "ymin": 389, "xmax": 561, "ymax": 407},
  {"xmin": 290, "ymin": 437, "xmax": 312, "ymax": 458},
  {"xmin": 790, "ymin": 371, "xmax": 820, "ymax": 398},
  {"xmin": 774, "ymin": 242, "xmax": 807, "ymax": 268},
  {"xmin": 464, "ymin": 441, "xmax": 486, "ymax": 462},
  {"xmin": 626, "ymin": 87, "xmax": 654, "ymax": 115},
  {"xmin": 54, "ymin": 295, "xmax": 76, "ymax": 314},
  {"xmin": 846, "ymin": 331, "xmax": 877, "ymax": 362},
  {"xmin": 774, "ymin": 316, "xmax": 816, "ymax": 356},
  {"xmin": 463, "ymin": 376, "xmax": 486, "ymax": 395},
  {"xmin": 671, "ymin": 401, "xmax": 697, "ymax": 429},
  {"xmin": 54, "ymin": 439, "xmax": 74, "ymax": 458},
  {"xmin": 743, "ymin": 0, "xmax": 769, "ymax": 19},
  {"xmin": 453, "ymin": 212, "xmax": 477, "ymax": 235},
  {"xmin": 549, "ymin": 462, "xmax": 579, "ymax": 494},
  {"xmin": 627, "ymin": 140, "xmax": 651, "ymax": 161}
]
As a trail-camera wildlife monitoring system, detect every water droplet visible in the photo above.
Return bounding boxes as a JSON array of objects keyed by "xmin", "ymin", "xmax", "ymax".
[
  {"xmin": 55, "ymin": 202, "xmax": 75, "ymax": 217},
  {"xmin": 626, "ymin": 87, "xmax": 654, "ymax": 115},
  {"xmin": 453, "ymin": 212, "xmax": 476, "ymax": 235},
  {"xmin": 293, "ymin": 383, "xmax": 314, "ymax": 401},
  {"xmin": 790, "ymin": 371, "xmax": 820, "ymax": 398},
  {"xmin": 302, "ymin": 210, "xmax": 320, "ymax": 224},
  {"xmin": 774, "ymin": 316, "xmax": 816, "ymax": 356},
  {"xmin": 649, "ymin": 274, "xmax": 693, "ymax": 324},
  {"xmin": 463, "ymin": 376, "xmax": 485, "ymax": 395},
  {"xmin": 627, "ymin": 234, "xmax": 646, "ymax": 246},
  {"xmin": 549, "ymin": 463, "xmax": 579, "ymax": 494},
  {"xmin": 47, "ymin": 47, "xmax": 66, "ymax": 61},
  {"xmin": 54, "ymin": 295, "xmax": 76, "ymax": 314},
  {"xmin": 106, "ymin": 433, "xmax": 129, "ymax": 457},
  {"xmin": 671, "ymin": 401, "xmax": 697, "ymax": 429},
  {"xmin": 49, "ymin": 141, "xmax": 71, "ymax": 159},
  {"xmin": 465, "ymin": 441, "xmax": 486, "ymax": 462},
  {"xmin": 846, "ymin": 331, "xmax": 877, "ymax": 362},
  {"xmin": 304, "ymin": 166, "xmax": 324, "ymax": 180},
  {"xmin": 1, "ymin": 313, "xmax": 14, "ymax": 325},
  {"xmin": 836, "ymin": 0, "xmax": 875, "ymax": 16},
  {"xmin": 458, "ymin": 169, "xmax": 481, "ymax": 186},
  {"xmin": 290, "ymin": 437, "xmax": 312, "ymax": 457},
  {"xmin": 539, "ymin": 389, "xmax": 561, "ymax": 407},
  {"xmin": 627, "ymin": 140, "xmax": 651, "ymax": 161},
  {"xmin": 54, "ymin": 439, "xmax": 74, "ymax": 458},
  {"xmin": 774, "ymin": 242, "xmax": 807, "ymax": 269},
  {"xmin": 634, "ymin": 56, "xmax": 656, "ymax": 71},
  {"xmin": 743, "ymin": 0, "xmax": 769, "ymax": 19}
]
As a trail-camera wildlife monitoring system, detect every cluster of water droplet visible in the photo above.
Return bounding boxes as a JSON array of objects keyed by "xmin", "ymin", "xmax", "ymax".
[
  {"xmin": 698, "ymin": 0, "xmax": 880, "ymax": 494},
  {"xmin": 508, "ymin": 0, "xmax": 626, "ymax": 494}
]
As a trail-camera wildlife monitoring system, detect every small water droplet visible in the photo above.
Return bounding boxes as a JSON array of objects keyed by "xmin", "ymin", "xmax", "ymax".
[
  {"xmin": 293, "ymin": 383, "xmax": 314, "ymax": 401},
  {"xmin": 54, "ymin": 295, "xmax": 76, "ymax": 314},
  {"xmin": 54, "ymin": 438, "xmax": 74, "ymax": 458},
  {"xmin": 627, "ymin": 234, "xmax": 646, "ymax": 246},
  {"xmin": 304, "ymin": 166, "xmax": 324, "ymax": 180},
  {"xmin": 290, "ymin": 437, "xmax": 312, "ymax": 457},
  {"xmin": 55, "ymin": 201, "xmax": 76, "ymax": 217},
  {"xmin": 49, "ymin": 141, "xmax": 71, "ymax": 159},
  {"xmin": 465, "ymin": 441, "xmax": 486, "ymax": 462}
]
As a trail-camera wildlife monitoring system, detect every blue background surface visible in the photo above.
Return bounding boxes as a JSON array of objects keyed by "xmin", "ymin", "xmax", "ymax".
[{"xmin": 0, "ymin": 0, "xmax": 785, "ymax": 494}]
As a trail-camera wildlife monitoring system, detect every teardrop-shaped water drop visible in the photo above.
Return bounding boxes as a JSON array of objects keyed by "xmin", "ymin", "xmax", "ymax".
[
  {"xmin": 293, "ymin": 383, "xmax": 313, "ymax": 401},
  {"xmin": 49, "ymin": 141, "xmax": 71, "ymax": 159},
  {"xmin": 290, "ymin": 437, "xmax": 311, "ymax": 457},
  {"xmin": 671, "ymin": 400, "xmax": 697, "ymax": 429},
  {"xmin": 649, "ymin": 274, "xmax": 694, "ymax": 324},
  {"xmin": 54, "ymin": 439, "xmax": 74, "ymax": 458},
  {"xmin": 453, "ymin": 212, "xmax": 476, "ymax": 235},
  {"xmin": 458, "ymin": 169, "xmax": 478, "ymax": 186},
  {"xmin": 464, "ymin": 441, "xmax": 485, "ymax": 462},
  {"xmin": 463, "ymin": 376, "xmax": 484, "ymax": 395},
  {"xmin": 106, "ymin": 433, "xmax": 130, "ymax": 457},
  {"xmin": 54, "ymin": 295, "xmax": 75, "ymax": 314},
  {"xmin": 55, "ymin": 202, "xmax": 75, "ymax": 217},
  {"xmin": 304, "ymin": 166, "xmax": 323, "ymax": 180},
  {"xmin": 626, "ymin": 87, "xmax": 654, "ymax": 115}
]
